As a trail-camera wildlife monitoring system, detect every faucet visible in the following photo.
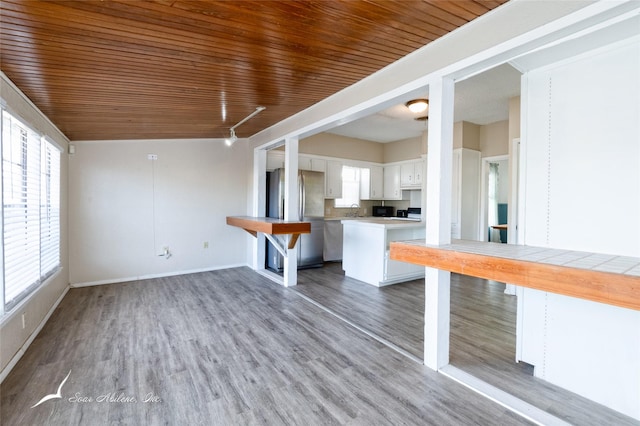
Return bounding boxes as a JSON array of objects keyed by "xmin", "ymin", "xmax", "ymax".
[{"xmin": 349, "ymin": 204, "xmax": 360, "ymax": 217}]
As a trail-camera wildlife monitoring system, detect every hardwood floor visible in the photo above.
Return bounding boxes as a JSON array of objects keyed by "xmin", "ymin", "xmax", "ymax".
[
  {"xmin": 296, "ymin": 262, "xmax": 639, "ymax": 426},
  {"xmin": 1, "ymin": 268, "xmax": 529, "ymax": 425}
]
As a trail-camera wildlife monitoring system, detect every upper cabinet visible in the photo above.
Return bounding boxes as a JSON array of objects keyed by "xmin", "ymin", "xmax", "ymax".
[
  {"xmin": 299, "ymin": 155, "xmax": 327, "ymax": 172},
  {"xmin": 325, "ymin": 160, "xmax": 343, "ymax": 199},
  {"xmin": 268, "ymin": 152, "xmax": 422, "ymax": 202},
  {"xmin": 360, "ymin": 165, "xmax": 384, "ymax": 200},
  {"xmin": 383, "ymin": 165, "xmax": 403, "ymax": 200},
  {"xmin": 267, "ymin": 152, "xmax": 328, "ymax": 172},
  {"xmin": 266, "ymin": 150, "xmax": 285, "ymax": 171},
  {"xmin": 400, "ymin": 159, "xmax": 424, "ymax": 189}
]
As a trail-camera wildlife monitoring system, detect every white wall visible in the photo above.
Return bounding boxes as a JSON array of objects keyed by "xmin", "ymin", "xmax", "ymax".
[
  {"xmin": 301, "ymin": 133, "xmax": 384, "ymax": 163},
  {"xmin": 479, "ymin": 120, "xmax": 509, "ymax": 158},
  {"xmin": 0, "ymin": 74, "xmax": 70, "ymax": 375},
  {"xmin": 68, "ymin": 139, "xmax": 250, "ymax": 285},
  {"xmin": 519, "ymin": 37, "xmax": 640, "ymax": 419}
]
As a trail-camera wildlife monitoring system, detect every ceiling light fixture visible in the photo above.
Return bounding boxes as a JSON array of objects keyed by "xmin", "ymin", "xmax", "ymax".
[
  {"xmin": 224, "ymin": 106, "xmax": 266, "ymax": 146},
  {"xmin": 225, "ymin": 128, "xmax": 237, "ymax": 146},
  {"xmin": 405, "ymin": 99, "xmax": 429, "ymax": 114}
]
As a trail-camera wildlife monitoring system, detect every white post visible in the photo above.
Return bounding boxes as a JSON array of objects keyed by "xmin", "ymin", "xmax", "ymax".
[
  {"xmin": 283, "ymin": 136, "xmax": 299, "ymax": 286},
  {"xmin": 424, "ymin": 77, "xmax": 454, "ymax": 370},
  {"xmin": 252, "ymin": 148, "xmax": 267, "ymax": 271},
  {"xmin": 505, "ymin": 137, "xmax": 522, "ymax": 295}
]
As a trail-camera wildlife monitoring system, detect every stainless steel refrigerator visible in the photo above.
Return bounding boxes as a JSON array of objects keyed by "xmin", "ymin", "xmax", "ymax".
[{"xmin": 266, "ymin": 168, "xmax": 325, "ymax": 271}]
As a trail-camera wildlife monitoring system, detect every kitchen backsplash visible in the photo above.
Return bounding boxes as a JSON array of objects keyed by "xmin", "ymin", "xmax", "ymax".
[{"xmin": 324, "ymin": 199, "xmax": 412, "ymax": 217}]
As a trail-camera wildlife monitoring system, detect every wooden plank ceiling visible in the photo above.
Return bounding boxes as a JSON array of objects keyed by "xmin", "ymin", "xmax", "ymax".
[{"xmin": 0, "ymin": 0, "xmax": 508, "ymax": 141}]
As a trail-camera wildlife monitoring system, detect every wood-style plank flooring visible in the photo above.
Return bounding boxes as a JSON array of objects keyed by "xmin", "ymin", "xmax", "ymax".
[
  {"xmin": 296, "ymin": 262, "xmax": 639, "ymax": 426},
  {"xmin": 1, "ymin": 267, "xmax": 529, "ymax": 425}
]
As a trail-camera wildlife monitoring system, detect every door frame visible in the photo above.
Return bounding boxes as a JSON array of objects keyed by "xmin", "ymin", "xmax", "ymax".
[{"xmin": 479, "ymin": 154, "xmax": 509, "ymax": 242}]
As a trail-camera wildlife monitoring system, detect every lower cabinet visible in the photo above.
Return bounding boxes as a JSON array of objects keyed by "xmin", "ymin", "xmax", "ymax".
[
  {"xmin": 342, "ymin": 219, "xmax": 425, "ymax": 286},
  {"xmin": 384, "ymin": 251, "xmax": 425, "ymax": 283},
  {"xmin": 323, "ymin": 219, "xmax": 343, "ymax": 261}
]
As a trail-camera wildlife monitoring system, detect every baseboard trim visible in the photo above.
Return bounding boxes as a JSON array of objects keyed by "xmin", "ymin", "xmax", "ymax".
[
  {"xmin": 70, "ymin": 264, "xmax": 248, "ymax": 288},
  {"xmin": 255, "ymin": 268, "xmax": 285, "ymax": 286},
  {"xmin": 0, "ymin": 285, "xmax": 70, "ymax": 384},
  {"xmin": 439, "ymin": 365, "xmax": 570, "ymax": 426}
]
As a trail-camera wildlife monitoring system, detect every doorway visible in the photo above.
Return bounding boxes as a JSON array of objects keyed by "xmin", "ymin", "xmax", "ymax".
[{"xmin": 480, "ymin": 155, "xmax": 509, "ymax": 243}]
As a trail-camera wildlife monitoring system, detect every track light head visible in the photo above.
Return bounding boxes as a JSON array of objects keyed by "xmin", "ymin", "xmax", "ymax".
[{"xmin": 225, "ymin": 128, "xmax": 237, "ymax": 146}]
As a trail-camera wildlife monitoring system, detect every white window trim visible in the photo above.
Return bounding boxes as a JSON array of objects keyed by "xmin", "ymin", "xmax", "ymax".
[{"xmin": 1, "ymin": 109, "xmax": 62, "ymax": 317}]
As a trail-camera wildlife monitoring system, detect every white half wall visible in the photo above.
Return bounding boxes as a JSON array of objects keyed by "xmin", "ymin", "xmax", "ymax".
[
  {"xmin": 68, "ymin": 139, "xmax": 251, "ymax": 285},
  {"xmin": 519, "ymin": 37, "xmax": 640, "ymax": 419}
]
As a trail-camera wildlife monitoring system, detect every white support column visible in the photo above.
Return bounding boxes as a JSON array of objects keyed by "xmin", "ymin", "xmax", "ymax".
[
  {"xmin": 252, "ymin": 148, "xmax": 267, "ymax": 271},
  {"xmin": 424, "ymin": 77, "xmax": 455, "ymax": 370},
  {"xmin": 283, "ymin": 137, "xmax": 299, "ymax": 287}
]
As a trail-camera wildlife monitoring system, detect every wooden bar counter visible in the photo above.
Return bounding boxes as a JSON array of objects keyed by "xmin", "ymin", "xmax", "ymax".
[
  {"xmin": 226, "ymin": 216, "xmax": 310, "ymax": 249},
  {"xmin": 390, "ymin": 239, "xmax": 640, "ymax": 311}
]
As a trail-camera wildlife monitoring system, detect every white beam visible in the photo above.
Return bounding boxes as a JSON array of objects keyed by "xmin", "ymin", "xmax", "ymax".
[
  {"xmin": 283, "ymin": 137, "xmax": 299, "ymax": 286},
  {"xmin": 424, "ymin": 77, "xmax": 454, "ymax": 370}
]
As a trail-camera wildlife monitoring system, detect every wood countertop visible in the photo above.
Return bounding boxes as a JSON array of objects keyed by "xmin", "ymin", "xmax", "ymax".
[
  {"xmin": 226, "ymin": 216, "xmax": 310, "ymax": 249},
  {"xmin": 390, "ymin": 239, "xmax": 640, "ymax": 311}
]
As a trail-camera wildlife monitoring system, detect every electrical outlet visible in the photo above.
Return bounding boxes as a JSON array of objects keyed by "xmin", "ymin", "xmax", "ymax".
[
  {"xmin": 21, "ymin": 313, "xmax": 26, "ymax": 329},
  {"xmin": 147, "ymin": 154, "xmax": 158, "ymax": 160},
  {"xmin": 203, "ymin": 241, "xmax": 209, "ymax": 249}
]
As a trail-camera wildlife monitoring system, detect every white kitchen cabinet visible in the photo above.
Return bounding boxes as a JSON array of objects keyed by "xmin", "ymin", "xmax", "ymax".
[
  {"xmin": 370, "ymin": 165, "xmax": 384, "ymax": 199},
  {"xmin": 383, "ymin": 164, "xmax": 400, "ymax": 199},
  {"xmin": 400, "ymin": 159, "xmax": 425, "ymax": 189},
  {"xmin": 342, "ymin": 219, "xmax": 425, "ymax": 286},
  {"xmin": 323, "ymin": 219, "xmax": 344, "ymax": 261},
  {"xmin": 451, "ymin": 148, "xmax": 481, "ymax": 239},
  {"xmin": 383, "ymin": 164, "xmax": 408, "ymax": 200},
  {"xmin": 266, "ymin": 150, "xmax": 285, "ymax": 171},
  {"xmin": 299, "ymin": 155, "xmax": 326, "ymax": 172},
  {"xmin": 414, "ymin": 160, "xmax": 424, "ymax": 186},
  {"xmin": 360, "ymin": 165, "xmax": 384, "ymax": 200},
  {"xmin": 325, "ymin": 160, "xmax": 343, "ymax": 198}
]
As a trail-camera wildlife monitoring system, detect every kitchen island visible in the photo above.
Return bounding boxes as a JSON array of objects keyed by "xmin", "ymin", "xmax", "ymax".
[{"xmin": 342, "ymin": 218, "xmax": 426, "ymax": 286}]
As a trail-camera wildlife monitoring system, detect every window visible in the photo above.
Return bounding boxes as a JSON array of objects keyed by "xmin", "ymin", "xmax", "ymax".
[
  {"xmin": 335, "ymin": 165, "xmax": 361, "ymax": 208},
  {"xmin": 2, "ymin": 110, "xmax": 61, "ymax": 312}
]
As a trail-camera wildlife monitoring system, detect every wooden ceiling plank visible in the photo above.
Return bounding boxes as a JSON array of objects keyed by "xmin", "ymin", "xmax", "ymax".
[
  {"xmin": 0, "ymin": 17, "xmax": 398, "ymax": 78},
  {"xmin": 0, "ymin": 0, "xmax": 503, "ymax": 141},
  {"xmin": 2, "ymin": 1, "xmax": 409, "ymax": 67}
]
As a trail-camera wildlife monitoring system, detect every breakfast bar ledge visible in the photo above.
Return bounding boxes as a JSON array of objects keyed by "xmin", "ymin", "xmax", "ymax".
[
  {"xmin": 390, "ymin": 239, "xmax": 640, "ymax": 311},
  {"xmin": 226, "ymin": 216, "xmax": 310, "ymax": 257}
]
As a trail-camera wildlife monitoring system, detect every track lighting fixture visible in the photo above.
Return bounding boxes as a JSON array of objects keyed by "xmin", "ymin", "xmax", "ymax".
[{"xmin": 224, "ymin": 106, "xmax": 266, "ymax": 147}]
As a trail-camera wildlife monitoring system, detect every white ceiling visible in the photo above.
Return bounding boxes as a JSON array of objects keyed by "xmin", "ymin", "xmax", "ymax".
[{"xmin": 326, "ymin": 63, "xmax": 522, "ymax": 143}]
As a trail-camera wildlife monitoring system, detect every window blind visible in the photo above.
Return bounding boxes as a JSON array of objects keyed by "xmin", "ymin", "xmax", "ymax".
[
  {"xmin": 40, "ymin": 139, "xmax": 61, "ymax": 280},
  {"xmin": 2, "ymin": 111, "xmax": 60, "ymax": 311}
]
